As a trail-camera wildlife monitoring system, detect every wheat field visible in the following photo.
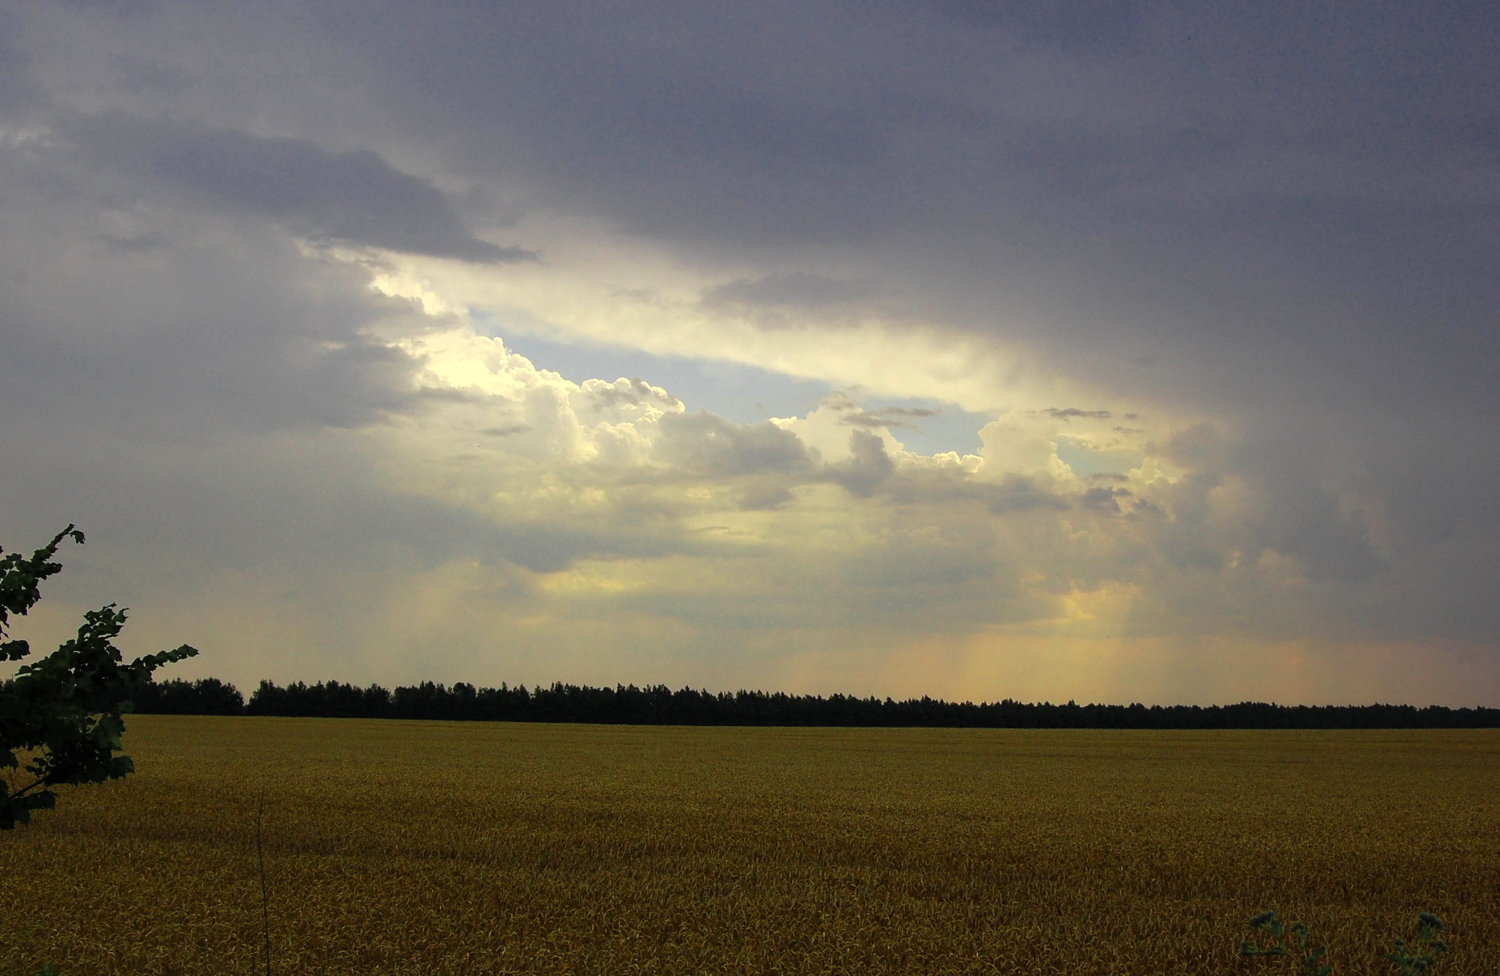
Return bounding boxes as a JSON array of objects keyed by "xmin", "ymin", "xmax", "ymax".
[{"xmin": 1, "ymin": 717, "xmax": 1495, "ymax": 975}]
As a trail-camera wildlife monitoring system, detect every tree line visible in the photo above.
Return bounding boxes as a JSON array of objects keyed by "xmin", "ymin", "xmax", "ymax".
[{"xmin": 132, "ymin": 677, "xmax": 1500, "ymax": 729}]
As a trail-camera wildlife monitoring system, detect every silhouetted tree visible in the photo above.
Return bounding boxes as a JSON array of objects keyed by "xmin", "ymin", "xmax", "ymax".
[
  {"xmin": 1, "ymin": 526, "xmax": 196, "ymax": 828},
  {"xmin": 237, "ymin": 678, "xmax": 1500, "ymax": 729}
]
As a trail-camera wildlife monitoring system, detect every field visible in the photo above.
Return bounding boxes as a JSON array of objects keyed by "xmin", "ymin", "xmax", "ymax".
[{"xmin": 1, "ymin": 718, "xmax": 1496, "ymax": 975}]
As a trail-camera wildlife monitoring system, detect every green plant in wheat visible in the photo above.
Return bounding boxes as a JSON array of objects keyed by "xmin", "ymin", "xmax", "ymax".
[
  {"xmin": 1240, "ymin": 911, "xmax": 1448, "ymax": 974},
  {"xmin": 1240, "ymin": 911, "xmax": 1331, "ymax": 975},
  {"xmin": 1384, "ymin": 913, "xmax": 1448, "ymax": 976}
]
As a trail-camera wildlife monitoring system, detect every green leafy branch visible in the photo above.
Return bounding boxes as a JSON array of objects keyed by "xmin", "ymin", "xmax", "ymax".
[{"xmin": 1, "ymin": 526, "xmax": 197, "ymax": 829}]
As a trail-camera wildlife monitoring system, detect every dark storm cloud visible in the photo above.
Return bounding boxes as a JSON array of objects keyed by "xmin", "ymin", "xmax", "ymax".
[
  {"xmin": 3, "ymin": 313, "xmax": 419, "ymax": 437},
  {"xmin": 0, "ymin": 11, "xmax": 39, "ymax": 113},
  {"xmin": 66, "ymin": 114, "xmax": 532, "ymax": 263},
  {"xmin": 295, "ymin": 0, "xmax": 1471, "ymax": 245},
  {"xmin": 924, "ymin": 0, "xmax": 1143, "ymax": 53},
  {"xmin": 0, "ymin": 155, "xmax": 431, "ymax": 440},
  {"xmin": 1156, "ymin": 425, "xmax": 1392, "ymax": 584},
  {"xmin": 283, "ymin": 0, "xmax": 1497, "ymax": 425},
  {"xmin": 18, "ymin": 0, "xmax": 1498, "ymax": 412},
  {"xmin": 293, "ymin": 0, "xmax": 988, "ymax": 243},
  {"xmin": 623, "ymin": 74, "xmax": 888, "ymax": 169}
]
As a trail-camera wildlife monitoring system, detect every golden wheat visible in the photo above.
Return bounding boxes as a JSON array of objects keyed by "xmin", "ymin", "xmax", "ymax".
[{"xmin": 1, "ymin": 718, "xmax": 1495, "ymax": 975}]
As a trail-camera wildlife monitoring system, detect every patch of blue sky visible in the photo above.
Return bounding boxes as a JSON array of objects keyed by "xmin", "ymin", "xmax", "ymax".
[
  {"xmin": 1054, "ymin": 439, "xmax": 1142, "ymax": 480},
  {"xmin": 473, "ymin": 307, "xmax": 990, "ymax": 456},
  {"xmin": 472, "ymin": 306, "xmax": 830, "ymax": 422},
  {"xmin": 856, "ymin": 394, "xmax": 989, "ymax": 456},
  {"xmin": 477, "ymin": 307, "xmax": 996, "ymax": 455}
]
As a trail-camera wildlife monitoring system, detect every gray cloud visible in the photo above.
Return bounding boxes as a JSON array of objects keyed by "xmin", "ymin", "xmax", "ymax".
[
  {"xmin": 1154, "ymin": 425, "xmax": 1392, "ymax": 584},
  {"xmin": 924, "ymin": 0, "xmax": 1143, "ymax": 53},
  {"xmin": 624, "ymin": 75, "xmax": 889, "ymax": 170},
  {"xmin": 825, "ymin": 430, "xmax": 896, "ymax": 497},
  {"xmin": 1079, "ymin": 486, "xmax": 1130, "ymax": 513},
  {"xmin": 984, "ymin": 475, "xmax": 1071, "ymax": 514},
  {"xmin": 656, "ymin": 411, "xmax": 817, "ymax": 479},
  {"xmin": 735, "ymin": 481, "xmax": 796, "ymax": 512},
  {"xmin": 0, "ymin": 11, "xmax": 39, "ymax": 114},
  {"xmin": 0, "ymin": 189, "xmax": 427, "ymax": 440},
  {"xmin": 66, "ymin": 113, "xmax": 532, "ymax": 263},
  {"xmin": 838, "ymin": 406, "xmax": 940, "ymax": 430},
  {"xmin": 814, "ymin": 392, "xmax": 940, "ymax": 432},
  {"xmin": 1045, "ymin": 408, "xmax": 1112, "ymax": 421}
]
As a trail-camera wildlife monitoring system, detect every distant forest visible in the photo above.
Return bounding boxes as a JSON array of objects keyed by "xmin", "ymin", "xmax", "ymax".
[{"xmin": 128, "ymin": 677, "xmax": 1500, "ymax": 729}]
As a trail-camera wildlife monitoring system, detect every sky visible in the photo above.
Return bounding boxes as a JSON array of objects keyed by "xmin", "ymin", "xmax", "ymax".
[{"xmin": 2, "ymin": 0, "xmax": 1497, "ymax": 706}]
